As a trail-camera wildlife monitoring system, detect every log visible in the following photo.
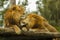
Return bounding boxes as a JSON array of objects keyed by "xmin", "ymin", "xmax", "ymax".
[
  {"xmin": 0, "ymin": 29, "xmax": 60, "ymax": 38},
  {"xmin": 0, "ymin": 27, "xmax": 16, "ymax": 34},
  {"xmin": 0, "ymin": 27, "xmax": 60, "ymax": 38},
  {"xmin": 22, "ymin": 31, "xmax": 60, "ymax": 38},
  {"xmin": 0, "ymin": 29, "xmax": 60, "ymax": 40}
]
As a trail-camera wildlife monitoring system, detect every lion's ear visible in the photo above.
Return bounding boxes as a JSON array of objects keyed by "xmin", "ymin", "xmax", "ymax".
[{"xmin": 12, "ymin": 7, "xmax": 16, "ymax": 10}]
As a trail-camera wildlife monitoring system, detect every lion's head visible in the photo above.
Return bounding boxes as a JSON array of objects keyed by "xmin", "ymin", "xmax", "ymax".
[{"xmin": 4, "ymin": 5, "xmax": 25, "ymax": 27}]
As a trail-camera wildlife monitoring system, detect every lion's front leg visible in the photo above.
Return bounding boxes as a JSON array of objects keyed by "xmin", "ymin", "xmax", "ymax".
[{"xmin": 12, "ymin": 25, "xmax": 21, "ymax": 34}]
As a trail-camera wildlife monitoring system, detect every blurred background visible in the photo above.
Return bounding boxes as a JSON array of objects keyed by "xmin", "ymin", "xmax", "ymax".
[{"xmin": 0, "ymin": 0, "xmax": 60, "ymax": 31}]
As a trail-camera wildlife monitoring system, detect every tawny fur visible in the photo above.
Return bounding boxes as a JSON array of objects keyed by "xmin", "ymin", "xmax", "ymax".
[
  {"xmin": 21, "ymin": 13, "xmax": 58, "ymax": 32},
  {"xmin": 4, "ymin": 5, "xmax": 25, "ymax": 34}
]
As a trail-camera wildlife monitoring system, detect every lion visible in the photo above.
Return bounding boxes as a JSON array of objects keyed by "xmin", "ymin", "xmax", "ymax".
[
  {"xmin": 20, "ymin": 13, "xmax": 58, "ymax": 32},
  {"xmin": 4, "ymin": 5, "xmax": 25, "ymax": 34}
]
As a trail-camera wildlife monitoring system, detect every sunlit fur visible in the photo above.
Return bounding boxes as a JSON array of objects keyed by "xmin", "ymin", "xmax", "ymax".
[
  {"xmin": 21, "ymin": 13, "xmax": 58, "ymax": 32},
  {"xmin": 4, "ymin": 5, "xmax": 25, "ymax": 34}
]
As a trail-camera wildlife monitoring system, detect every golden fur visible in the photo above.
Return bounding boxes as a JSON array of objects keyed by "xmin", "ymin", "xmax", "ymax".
[
  {"xmin": 4, "ymin": 5, "xmax": 25, "ymax": 34},
  {"xmin": 21, "ymin": 13, "xmax": 58, "ymax": 32}
]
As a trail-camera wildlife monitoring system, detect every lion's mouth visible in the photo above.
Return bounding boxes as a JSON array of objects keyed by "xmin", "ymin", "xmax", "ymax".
[{"xmin": 20, "ymin": 22, "xmax": 27, "ymax": 27}]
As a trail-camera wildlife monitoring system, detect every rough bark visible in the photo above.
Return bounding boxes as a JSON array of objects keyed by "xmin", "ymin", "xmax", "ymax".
[{"xmin": 0, "ymin": 27, "xmax": 60, "ymax": 38}]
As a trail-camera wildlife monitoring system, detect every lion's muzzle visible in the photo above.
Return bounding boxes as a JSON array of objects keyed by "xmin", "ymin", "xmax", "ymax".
[{"xmin": 20, "ymin": 22, "xmax": 28, "ymax": 28}]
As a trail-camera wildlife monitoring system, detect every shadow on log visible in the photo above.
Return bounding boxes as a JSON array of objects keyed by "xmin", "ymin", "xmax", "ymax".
[{"xmin": 0, "ymin": 27, "xmax": 60, "ymax": 40}]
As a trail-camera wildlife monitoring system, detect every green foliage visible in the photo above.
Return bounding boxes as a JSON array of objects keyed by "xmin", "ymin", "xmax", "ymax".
[
  {"xmin": 22, "ymin": 0, "xmax": 28, "ymax": 6},
  {"xmin": 38, "ymin": 0, "xmax": 60, "ymax": 26},
  {"xmin": 0, "ymin": 0, "xmax": 9, "ymax": 26},
  {"xmin": 0, "ymin": 11, "xmax": 4, "ymax": 26},
  {"xmin": 55, "ymin": 26, "xmax": 60, "ymax": 32},
  {"xmin": 0, "ymin": 20, "xmax": 3, "ymax": 26},
  {"xmin": 0, "ymin": 0, "xmax": 5, "ymax": 7}
]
